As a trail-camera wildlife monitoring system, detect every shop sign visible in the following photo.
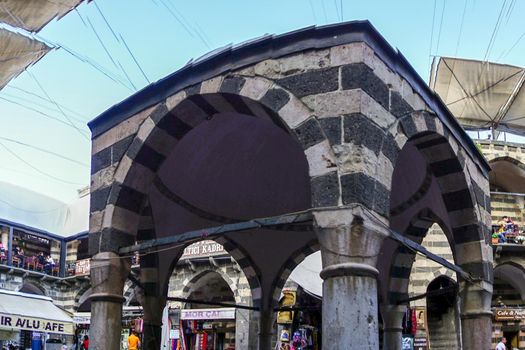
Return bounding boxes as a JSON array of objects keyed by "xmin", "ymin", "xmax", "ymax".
[
  {"xmin": 0, "ymin": 313, "xmax": 73, "ymax": 335},
  {"xmin": 494, "ymin": 308, "xmax": 525, "ymax": 321},
  {"xmin": 181, "ymin": 241, "xmax": 225, "ymax": 259},
  {"xmin": 180, "ymin": 308, "xmax": 235, "ymax": 320},
  {"xmin": 75, "ymin": 258, "xmax": 90, "ymax": 276},
  {"xmin": 73, "ymin": 313, "xmax": 91, "ymax": 324},
  {"xmin": 414, "ymin": 337, "xmax": 427, "ymax": 350},
  {"xmin": 169, "ymin": 329, "xmax": 179, "ymax": 339},
  {"xmin": 402, "ymin": 335, "xmax": 414, "ymax": 350}
]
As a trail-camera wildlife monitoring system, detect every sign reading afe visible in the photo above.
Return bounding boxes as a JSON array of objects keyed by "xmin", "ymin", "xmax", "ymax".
[
  {"xmin": 494, "ymin": 308, "xmax": 525, "ymax": 321},
  {"xmin": 0, "ymin": 314, "xmax": 72, "ymax": 334}
]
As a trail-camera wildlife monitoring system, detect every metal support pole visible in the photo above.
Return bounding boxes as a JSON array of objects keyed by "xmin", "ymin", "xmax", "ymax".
[
  {"xmin": 7, "ymin": 226, "xmax": 13, "ymax": 266},
  {"xmin": 59, "ymin": 239, "xmax": 67, "ymax": 277}
]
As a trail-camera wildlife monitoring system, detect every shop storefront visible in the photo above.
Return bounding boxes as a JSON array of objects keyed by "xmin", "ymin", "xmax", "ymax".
[
  {"xmin": 179, "ymin": 308, "xmax": 236, "ymax": 350},
  {"xmin": 0, "ymin": 289, "xmax": 74, "ymax": 349},
  {"xmin": 493, "ymin": 308, "xmax": 525, "ymax": 349}
]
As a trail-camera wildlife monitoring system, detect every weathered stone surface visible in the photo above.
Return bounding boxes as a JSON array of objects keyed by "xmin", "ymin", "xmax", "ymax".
[
  {"xmin": 343, "ymin": 113, "xmax": 384, "ymax": 155},
  {"xmin": 239, "ymin": 77, "xmax": 272, "ymax": 100},
  {"xmin": 108, "ymin": 183, "xmax": 146, "ymax": 214},
  {"xmin": 330, "ymin": 42, "xmax": 366, "ymax": 66},
  {"xmin": 302, "ymin": 89, "xmax": 361, "ymax": 118},
  {"xmin": 382, "ymin": 132, "xmax": 400, "ymax": 165},
  {"xmin": 91, "ymin": 186, "xmax": 111, "ymax": 212},
  {"xmin": 184, "ymin": 83, "xmax": 201, "ymax": 96},
  {"xmin": 311, "ymin": 172, "xmax": 339, "ymax": 207},
  {"xmin": 200, "ymin": 76, "xmax": 223, "ymax": 94},
  {"xmin": 341, "ymin": 63, "xmax": 389, "ymax": 109},
  {"xmin": 340, "ymin": 172, "xmax": 375, "ymax": 206},
  {"xmin": 126, "ymin": 139, "xmax": 165, "ymax": 172},
  {"xmin": 279, "ymin": 96, "xmax": 311, "ymax": 128},
  {"xmin": 294, "ymin": 118, "xmax": 325, "ymax": 149},
  {"xmin": 319, "ymin": 117, "xmax": 341, "ymax": 145},
  {"xmin": 277, "ymin": 67, "xmax": 339, "ymax": 98},
  {"xmin": 91, "ymin": 147, "xmax": 111, "ymax": 174},
  {"xmin": 260, "ymin": 88, "xmax": 290, "ymax": 112},
  {"xmin": 220, "ymin": 76, "xmax": 246, "ymax": 94},
  {"xmin": 305, "ymin": 140, "xmax": 337, "ymax": 177},
  {"xmin": 91, "ymin": 164, "xmax": 117, "ymax": 192},
  {"xmin": 399, "ymin": 115, "xmax": 418, "ymax": 138},
  {"xmin": 166, "ymin": 91, "xmax": 187, "ymax": 110},
  {"xmin": 390, "ymin": 90, "xmax": 414, "ymax": 118}
]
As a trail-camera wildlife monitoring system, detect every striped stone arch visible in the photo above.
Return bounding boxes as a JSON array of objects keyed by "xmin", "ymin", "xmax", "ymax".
[
  {"xmin": 180, "ymin": 268, "xmax": 243, "ymax": 306},
  {"xmin": 391, "ymin": 110, "xmax": 492, "ymax": 285},
  {"xmin": 487, "ymin": 155, "xmax": 525, "ymax": 169},
  {"xmin": 387, "ymin": 208, "xmax": 450, "ymax": 304},
  {"xmin": 268, "ymin": 240, "xmax": 319, "ymax": 308}
]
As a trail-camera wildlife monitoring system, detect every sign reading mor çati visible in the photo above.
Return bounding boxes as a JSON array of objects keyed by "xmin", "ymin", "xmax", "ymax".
[{"xmin": 180, "ymin": 308, "xmax": 235, "ymax": 320}]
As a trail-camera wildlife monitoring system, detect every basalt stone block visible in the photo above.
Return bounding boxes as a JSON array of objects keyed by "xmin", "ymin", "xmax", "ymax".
[
  {"xmin": 390, "ymin": 90, "xmax": 413, "ymax": 117},
  {"xmin": 260, "ymin": 88, "xmax": 290, "ymax": 112},
  {"xmin": 149, "ymin": 103, "xmax": 169, "ymax": 124},
  {"xmin": 294, "ymin": 118, "xmax": 325, "ymax": 149},
  {"xmin": 442, "ymin": 188, "xmax": 474, "ymax": 211},
  {"xmin": 127, "ymin": 141, "xmax": 165, "ymax": 172},
  {"xmin": 184, "ymin": 83, "xmax": 202, "ymax": 96},
  {"xmin": 277, "ymin": 67, "xmax": 339, "ymax": 98},
  {"xmin": 220, "ymin": 76, "xmax": 246, "ymax": 94},
  {"xmin": 452, "ymin": 224, "xmax": 481, "ymax": 244},
  {"xmin": 311, "ymin": 172, "xmax": 339, "ymax": 207},
  {"xmin": 399, "ymin": 116, "xmax": 418, "ymax": 138},
  {"xmin": 423, "ymin": 112, "xmax": 437, "ymax": 132},
  {"xmin": 460, "ymin": 261, "xmax": 493, "ymax": 282},
  {"xmin": 109, "ymin": 184, "xmax": 146, "ymax": 214},
  {"xmin": 319, "ymin": 117, "xmax": 341, "ymax": 145},
  {"xmin": 381, "ymin": 133, "xmax": 400, "ymax": 165},
  {"xmin": 343, "ymin": 113, "xmax": 384, "ymax": 155},
  {"xmin": 341, "ymin": 63, "xmax": 389, "ymax": 109},
  {"xmin": 98, "ymin": 228, "xmax": 135, "ymax": 253},
  {"xmin": 91, "ymin": 186, "xmax": 111, "ymax": 212},
  {"xmin": 340, "ymin": 172, "xmax": 374, "ymax": 206},
  {"xmin": 430, "ymin": 158, "xmax": 463, "ymax": 177},
  {"xmin": 88, "ymin": 231, "xmax": 102, "ymax": 256},
  {"xmin": 156, "ymin": 113, "xmax": 193, "ymax": 140},
  {"xmin": 390, "ymin": 265, "xmax": 411, "ymax": 279},
  {"xmin": 373, "ymin": 180, "xmax": 390, "ymax": 216},
  {"xmin": 112, "ymin": 135, "xmax": 134, "ymax": 162},
  {"xmin": 92, "ymin": 147, "xmax": 112, "ymax": 174}
]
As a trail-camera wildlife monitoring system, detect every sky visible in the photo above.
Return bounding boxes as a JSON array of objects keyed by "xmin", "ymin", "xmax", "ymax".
[{"xmin": 1, "ymin": 0, "xmax": 525, "ymax": 203}]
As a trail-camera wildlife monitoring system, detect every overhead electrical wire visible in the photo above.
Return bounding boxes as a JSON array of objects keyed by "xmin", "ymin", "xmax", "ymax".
[
  {"xmin": 435, "ymin": 0, "xmax": 447, "ymax": 56},
  {"xmin": 454, "ymin": 0, "xmax": 468, "ymax": 58},
  {"xmin": 5, "ymin": 85, "xmax": 88, "ymax": 121},
  {"xmin": 27, "ymin": 71, "xmax": 90, "ymax": 140},
  {"xmin": 0, "ymin": 95, "xmax": 89, "ymax": 135},
  {"xmin": 119, "ymin": 33, "xmax": 151, "ymax": 84},
  {"xmin": 428, "ymin": 0, "xmax": 437, "ymax": 76},
  {"xmin": 0, "ymin": 141, "xmax": 86, "ymax": 186},
  {"xmin": 320, "ymin": 0, "xmax": 329, "ymax": 23},
  {"xmin": 0, "ymin": 136, "xmax": 89, "ymax": 167}
]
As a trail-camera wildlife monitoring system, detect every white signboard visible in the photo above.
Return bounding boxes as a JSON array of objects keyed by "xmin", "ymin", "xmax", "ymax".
[
  {"xmin": 180, "ymin": 308, "xmax": 235, "ymax": 320},
  {"xmin": 170, "ymin": 329, "xmax": 180, "ymax": 339},
  {"xmin": 0, "ymin": 313, "xmax": 73, "ymax": 335}
]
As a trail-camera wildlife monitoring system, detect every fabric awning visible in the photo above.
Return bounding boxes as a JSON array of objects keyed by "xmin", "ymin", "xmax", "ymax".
[
  {"xmin": 0, "ymin": 29, "xmax": 51, "ymax": 90},
  {"xmin": 0, "ymin": 0, "xmax": 84, "ymax": 32},
  {"xmin": 0, "ymin": 290, "xmax": 74, "ymax": 335},
  {"xmin": 430, "ymin": 57, "xmax": 525, "ymax": 136},
  {"xmin": 289, "ymin": 251, "xmax": 322, "ymax": 298}
]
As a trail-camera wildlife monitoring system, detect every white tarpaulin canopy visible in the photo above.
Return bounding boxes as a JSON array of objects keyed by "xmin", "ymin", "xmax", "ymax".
[
  {"xmin": 0, "ymin": 28, "xmax": 50, "ymax": 90},
  {"xmin": 289, "ymin": 251, "xmax": 322, "ymax": 298},
  {"xmin": 430, "ymin": 57, "xmax": 525, "ymax": 136},
  {"xmin": 0, "ymin": 289, "xmax": 74, "ymax": 335},
  {"xmin": 0, "ymin": 0, "xmax": 84, "ymax": 32}
]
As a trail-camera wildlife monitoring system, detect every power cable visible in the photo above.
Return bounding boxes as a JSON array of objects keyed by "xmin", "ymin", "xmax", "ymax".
[
  {"xmin": 333, "ymin": 0, "xmax": 340, "ymax": 22},
  {"xmin": 308, "ymin": 0, "xmax": 317, "ymax": 22},
  {"xmin": 119, "ymin": 33, "xmax": 151, "ymax": 85},
  {"xmin": 0, "ymin": 95, "xmax": 89, "ymax": 134},
  {"xmin": 0, "ymin": 136, "xmax": 89, "ymax": 167},
  {"xmin": 428, "ymin": 0, "xmax": 437, "ymax": 76},
  {"xmin": 5, "ymin": 85, "xmax": 88, "ymax": 120},
  {"xmin": 92, "ymin": 0, "xmax": 121, "ymax": 43},
  {"xmin": 435, "ymin": 0, "xmax": 447, "ymax": 56},
  {"xmin": 84, "ymin": 14, "xmax": 119, "ymax": 69},
  {"xmin": 0, "ymin": 141, "xmax": 86, "ymax": 186},
  {"xmin": 27, "ymin": 71, "xmax": 90, "ymax": 140},
  {"xmin": 453, "ymin": 0, "xmax": 468, "ymax": 58},
  {"xmin": 320, "ymin": 0, "xmax": 329, "ymax": 23},
  {"xmin": 0, "ymin": 91, "xmax": 87, "ymax": 124}
]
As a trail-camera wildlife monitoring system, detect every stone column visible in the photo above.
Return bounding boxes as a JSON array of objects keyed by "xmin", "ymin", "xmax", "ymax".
[
  {"xmin": 141, "ymin": 295, "xmax": 165, "ymax": 350},
  {"xmin": 314, "ymin": 208, "xmax": 387, "ymax": 350},
  {"xmin": 89, "ymin": 252, "xmax": 130, "ymax": 350},
  {"xmin": 459, "ymin": 281, "xmax": 493, "ymax": 349},
  {"xmin": 382, "ymin": 305, "xmax": 406, "ymax": 350},
  {"xmin": 50, "ymin": 240, "xmax": 61, "ymax": 261},
  {"xmin": 258, "ymin": 308, "xmax": 274, "ymax": 350}
]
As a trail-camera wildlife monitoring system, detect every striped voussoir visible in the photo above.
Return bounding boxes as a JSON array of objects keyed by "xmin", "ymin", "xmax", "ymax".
[
  {"xmin": 387, "ymin": 209, "xmax": 446, "ymax": 305},
  {"xmin": 180, "ymin": 268, "xmax": 243, "ymax": 305},
  {"xmin": 269, "ymin": 240, "xmax": 319, "ymax": 309},
  {"xmin": 214, "ymin": 236, "xmax": 263, "ymax": 309}
]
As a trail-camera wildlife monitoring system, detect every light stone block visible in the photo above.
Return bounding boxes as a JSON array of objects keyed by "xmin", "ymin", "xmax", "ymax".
[{"xmin": 305, "ymin": 140, "xmax": 337, "ymax": 177}]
